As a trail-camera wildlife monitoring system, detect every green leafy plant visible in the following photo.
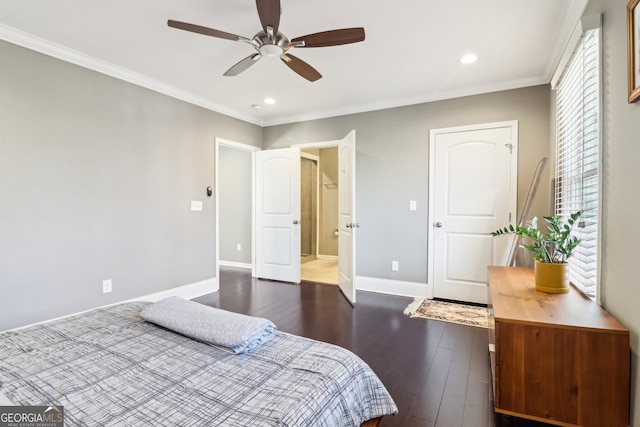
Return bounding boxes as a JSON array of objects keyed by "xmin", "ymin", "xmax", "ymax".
[{"xmin": 492, "ymin": 211, "xmax": 583, "ymax": 264}]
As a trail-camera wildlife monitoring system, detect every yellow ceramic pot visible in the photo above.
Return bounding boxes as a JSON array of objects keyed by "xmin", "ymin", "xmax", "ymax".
[{"xmin": 534, "ymin": 261, "xmax": 570, "ymax": 293}]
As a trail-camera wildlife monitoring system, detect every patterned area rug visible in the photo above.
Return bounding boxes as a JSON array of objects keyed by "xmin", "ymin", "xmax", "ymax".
[{"xmin": 403, "ymin": 298, "xmax": 488, "ymax": 328}]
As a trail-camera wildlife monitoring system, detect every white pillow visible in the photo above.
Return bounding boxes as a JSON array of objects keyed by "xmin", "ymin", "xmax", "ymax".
[{"xmin": 140, "ymin": 297, "xmax": 277, "ymax": 354}]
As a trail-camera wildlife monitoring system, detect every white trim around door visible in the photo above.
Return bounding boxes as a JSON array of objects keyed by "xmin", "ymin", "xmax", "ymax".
[{"xmin": 214, "ymin": 138, "xmax": 260, "ymax": 283}]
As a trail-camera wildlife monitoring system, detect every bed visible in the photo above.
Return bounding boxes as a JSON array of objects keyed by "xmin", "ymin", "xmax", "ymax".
[{"xmin": 0, "ymin": 300, "xmax": 397, "ymax": 426}]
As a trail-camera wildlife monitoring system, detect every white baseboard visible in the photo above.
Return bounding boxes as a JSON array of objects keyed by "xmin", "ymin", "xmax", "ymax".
[
  {"xmin": 4, "ymin": 277, "xmax": 219, "ymax": 333},
  {"xmin": 316, "ymin": 254, "xmax": 338, "ymax": 261},
  {"xmin": 125, "ymin": 277, "xmax": 218, "ymax": 303},
  {"xmin": 356, "ymin": 276, "xmax": 429, "ymax": 299},
  {"xmin": 219, "ymin": 260, "xmax": 253, "ymax": 269}
]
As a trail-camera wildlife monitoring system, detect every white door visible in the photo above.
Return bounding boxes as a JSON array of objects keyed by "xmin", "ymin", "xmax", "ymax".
[
  {"xmin": 255, "ymin": 147, "xmax": 301, "ymax": 283},
  {"xmin": 338, "ymin": 131, "xmax": 356, "ymax": 304},
  {"xmin": 428, "ymin": 122, "xmax": 517, "ymax": 304}
]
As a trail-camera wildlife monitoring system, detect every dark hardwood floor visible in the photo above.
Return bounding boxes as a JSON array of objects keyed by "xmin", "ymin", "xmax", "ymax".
[{"xmin": 194, "ymin": 267, "xmax": 553, "ymax": 427}]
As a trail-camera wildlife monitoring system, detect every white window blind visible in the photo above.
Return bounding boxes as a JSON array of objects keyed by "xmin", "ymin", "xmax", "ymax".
[{"xmin": 554, "ymin": 28, "xmax": 600, "ymax": 298}]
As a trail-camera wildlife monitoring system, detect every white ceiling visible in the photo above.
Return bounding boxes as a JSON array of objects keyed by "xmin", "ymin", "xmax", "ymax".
[{"xmin": 0, "ymin": 0, "xmax": 586, "ymax": 126}]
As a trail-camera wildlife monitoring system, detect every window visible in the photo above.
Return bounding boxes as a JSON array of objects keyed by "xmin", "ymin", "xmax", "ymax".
[{"xmin": 554, "ymin": 25, "xmax": 600, "ymax": 298}]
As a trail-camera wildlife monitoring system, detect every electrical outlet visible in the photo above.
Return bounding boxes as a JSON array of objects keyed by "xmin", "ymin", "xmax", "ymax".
[
  {"xmin": 236, "ymin": 243, "xmax": 242, "ymax": 252},
  {"xmin": 190, "ymin": 200, "xmax": 203, "ymax": 211},
  {"xmin": 102, "ymin": 279, "xmax": 112, "ymax": 294},
  {"xmin": 391, "ymin": 261, "xmax": 399, "ymax": 271}
]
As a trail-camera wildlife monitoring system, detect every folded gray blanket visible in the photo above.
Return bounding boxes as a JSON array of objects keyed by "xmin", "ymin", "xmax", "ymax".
[{"xmin": 140, "ymin": 296, "xmax": 276, "ymax": 354}]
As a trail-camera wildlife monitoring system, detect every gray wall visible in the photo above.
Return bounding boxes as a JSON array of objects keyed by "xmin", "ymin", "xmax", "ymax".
[
  {"xmin": 218, "ymin": 146, "xmax": 253, "ymax": 264},
  {"xmin": 0, "ymin": 41, "xmax": 261, "ymax": 330},
  {"xmin": 581, "ymin": 1, "xmax": 640, "ymax": 425},
  {"xmin": 0, "ymin": 39, "xmax": 550, "ymax": 327},
  {"xmin": 263, "ymin": 85, "xmax": 551, "ymax": 283}
]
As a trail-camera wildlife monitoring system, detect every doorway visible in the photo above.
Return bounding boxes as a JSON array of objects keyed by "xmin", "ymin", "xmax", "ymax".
[
  {"xmin": 300, "ymin": 148, "xmax": 338, "ymax": 285},
  {"xmin": 255, "ymin": 131, "xmax": 356, "ymax": 303},
  {"xmin": 214, "ymin": 138, "xmax": 260, "ymax": 281}
]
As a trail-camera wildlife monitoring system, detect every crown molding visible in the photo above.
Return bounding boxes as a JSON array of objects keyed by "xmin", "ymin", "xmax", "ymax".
[
  {"xmin": 0, "ymin": 24, "xmax": 263, "ymax": 126},
  {"xmin": 1, "ymin": 12, "xmax": 579, "ymax": 129},
  {"xmin": 261, "ymin": 76, "xmax": 549, "ymax": 127}
]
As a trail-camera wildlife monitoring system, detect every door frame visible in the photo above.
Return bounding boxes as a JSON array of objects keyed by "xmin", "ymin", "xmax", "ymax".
[
  {"xmin": 214, "ymin": 137, "xmax": 260, "ymax": 282},
  {"xmin": 426, "ymin": 120, "xmax": 518, "ymax": 300}
]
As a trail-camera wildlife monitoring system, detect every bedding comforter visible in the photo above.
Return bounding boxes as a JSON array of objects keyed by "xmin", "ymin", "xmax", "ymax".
[{"xmin": 0, "ymin": 302, "xmax": 397, "ymax": 426}]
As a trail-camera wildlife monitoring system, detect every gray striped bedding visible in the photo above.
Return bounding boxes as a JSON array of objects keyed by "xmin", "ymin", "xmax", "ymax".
[{"xmin": 0, "ymin": 302, "xmax": 397, "ymax": 426}]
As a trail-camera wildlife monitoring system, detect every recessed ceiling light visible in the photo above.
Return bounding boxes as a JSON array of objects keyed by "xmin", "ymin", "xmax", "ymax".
[
  {"xmin": 264, "ymin": 97, "xmax": 276, "ymax": 105},
  {"xmin": 460, "ymin": 54, "xmax": 478, "ymax": 64}
]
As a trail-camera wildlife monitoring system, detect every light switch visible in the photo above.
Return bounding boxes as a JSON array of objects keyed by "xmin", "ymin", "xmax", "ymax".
[
  {"xmin": 191, "ymin": 200, "xmax": 203, "ymax": 211},
  {"xmin": 409, "ymin": 200, "xmax": 417, "ymax": 211}
]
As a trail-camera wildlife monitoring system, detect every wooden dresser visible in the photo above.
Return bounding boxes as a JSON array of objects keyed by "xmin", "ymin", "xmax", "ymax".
[{"xmin": 487, "ymin": 266, "xmax": 629, "ymax": 427}]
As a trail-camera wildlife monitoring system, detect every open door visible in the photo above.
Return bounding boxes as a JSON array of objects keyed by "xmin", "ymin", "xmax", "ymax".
[
  {"xmin": 255, "ymin": 147, "xmax": 301, "ymax": 283},
  {"xmin": 338, "ymin": 131, "xmax": 356, "ymax": 304}
]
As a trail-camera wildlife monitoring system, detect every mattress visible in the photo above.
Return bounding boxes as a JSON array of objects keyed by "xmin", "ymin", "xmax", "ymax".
[{"xmin": 0, "ymin": 302, "xmax": 397, "ymax": 426}]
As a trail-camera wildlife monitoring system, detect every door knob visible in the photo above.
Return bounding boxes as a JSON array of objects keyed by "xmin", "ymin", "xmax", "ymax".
[
  {"xmin": 293, "ymin": 220, "xmax": 299, "ymax": 225},
  {"xmin": 346, "ymin": 223, "xmax": 352, "ymax": 228},
  {"xmin": 434, "ymin": 221, "xmax": 443, "ymax": 228}
]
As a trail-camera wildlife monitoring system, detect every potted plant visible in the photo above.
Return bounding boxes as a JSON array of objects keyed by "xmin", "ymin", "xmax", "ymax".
[{"xmin": 492, "ymin": 211, "xmax": 583, "ymax": 293}]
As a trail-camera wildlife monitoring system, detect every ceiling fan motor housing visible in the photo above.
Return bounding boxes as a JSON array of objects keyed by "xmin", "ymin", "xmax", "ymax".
[{"xmin": 254, "ymin": 32, "xmax": 289, "ymax": 57}]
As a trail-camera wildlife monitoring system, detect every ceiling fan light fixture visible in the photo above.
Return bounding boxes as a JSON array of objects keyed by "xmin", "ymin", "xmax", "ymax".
[{"xmin": 260, "ymin": 44, "xmax": 284, "ymax": 57}]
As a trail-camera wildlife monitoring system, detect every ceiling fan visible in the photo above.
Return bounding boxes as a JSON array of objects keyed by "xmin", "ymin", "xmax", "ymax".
[{"xmin": 168, "ymin": 0, "xmax": 365, "ymax": 82}]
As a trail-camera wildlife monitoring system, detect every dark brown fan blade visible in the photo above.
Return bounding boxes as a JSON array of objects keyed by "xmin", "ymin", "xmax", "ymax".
[
  {"xmin": 256, "ymin": 0, "xmax": 281, "ymax": 36},
  {"xmin": 223, "ymin": 54, "xmax": 261, "ymax": 76},
  {"xmin": 291, "ymin": 28, "xmax": 365, "ymax": 48},
  {"xmin": 281, "ymin": 54, "xmax": 322, "ymax": 82},
  {"xmin": 168, "ymin": 20, "xmax": 245, "ymax": 42}
]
